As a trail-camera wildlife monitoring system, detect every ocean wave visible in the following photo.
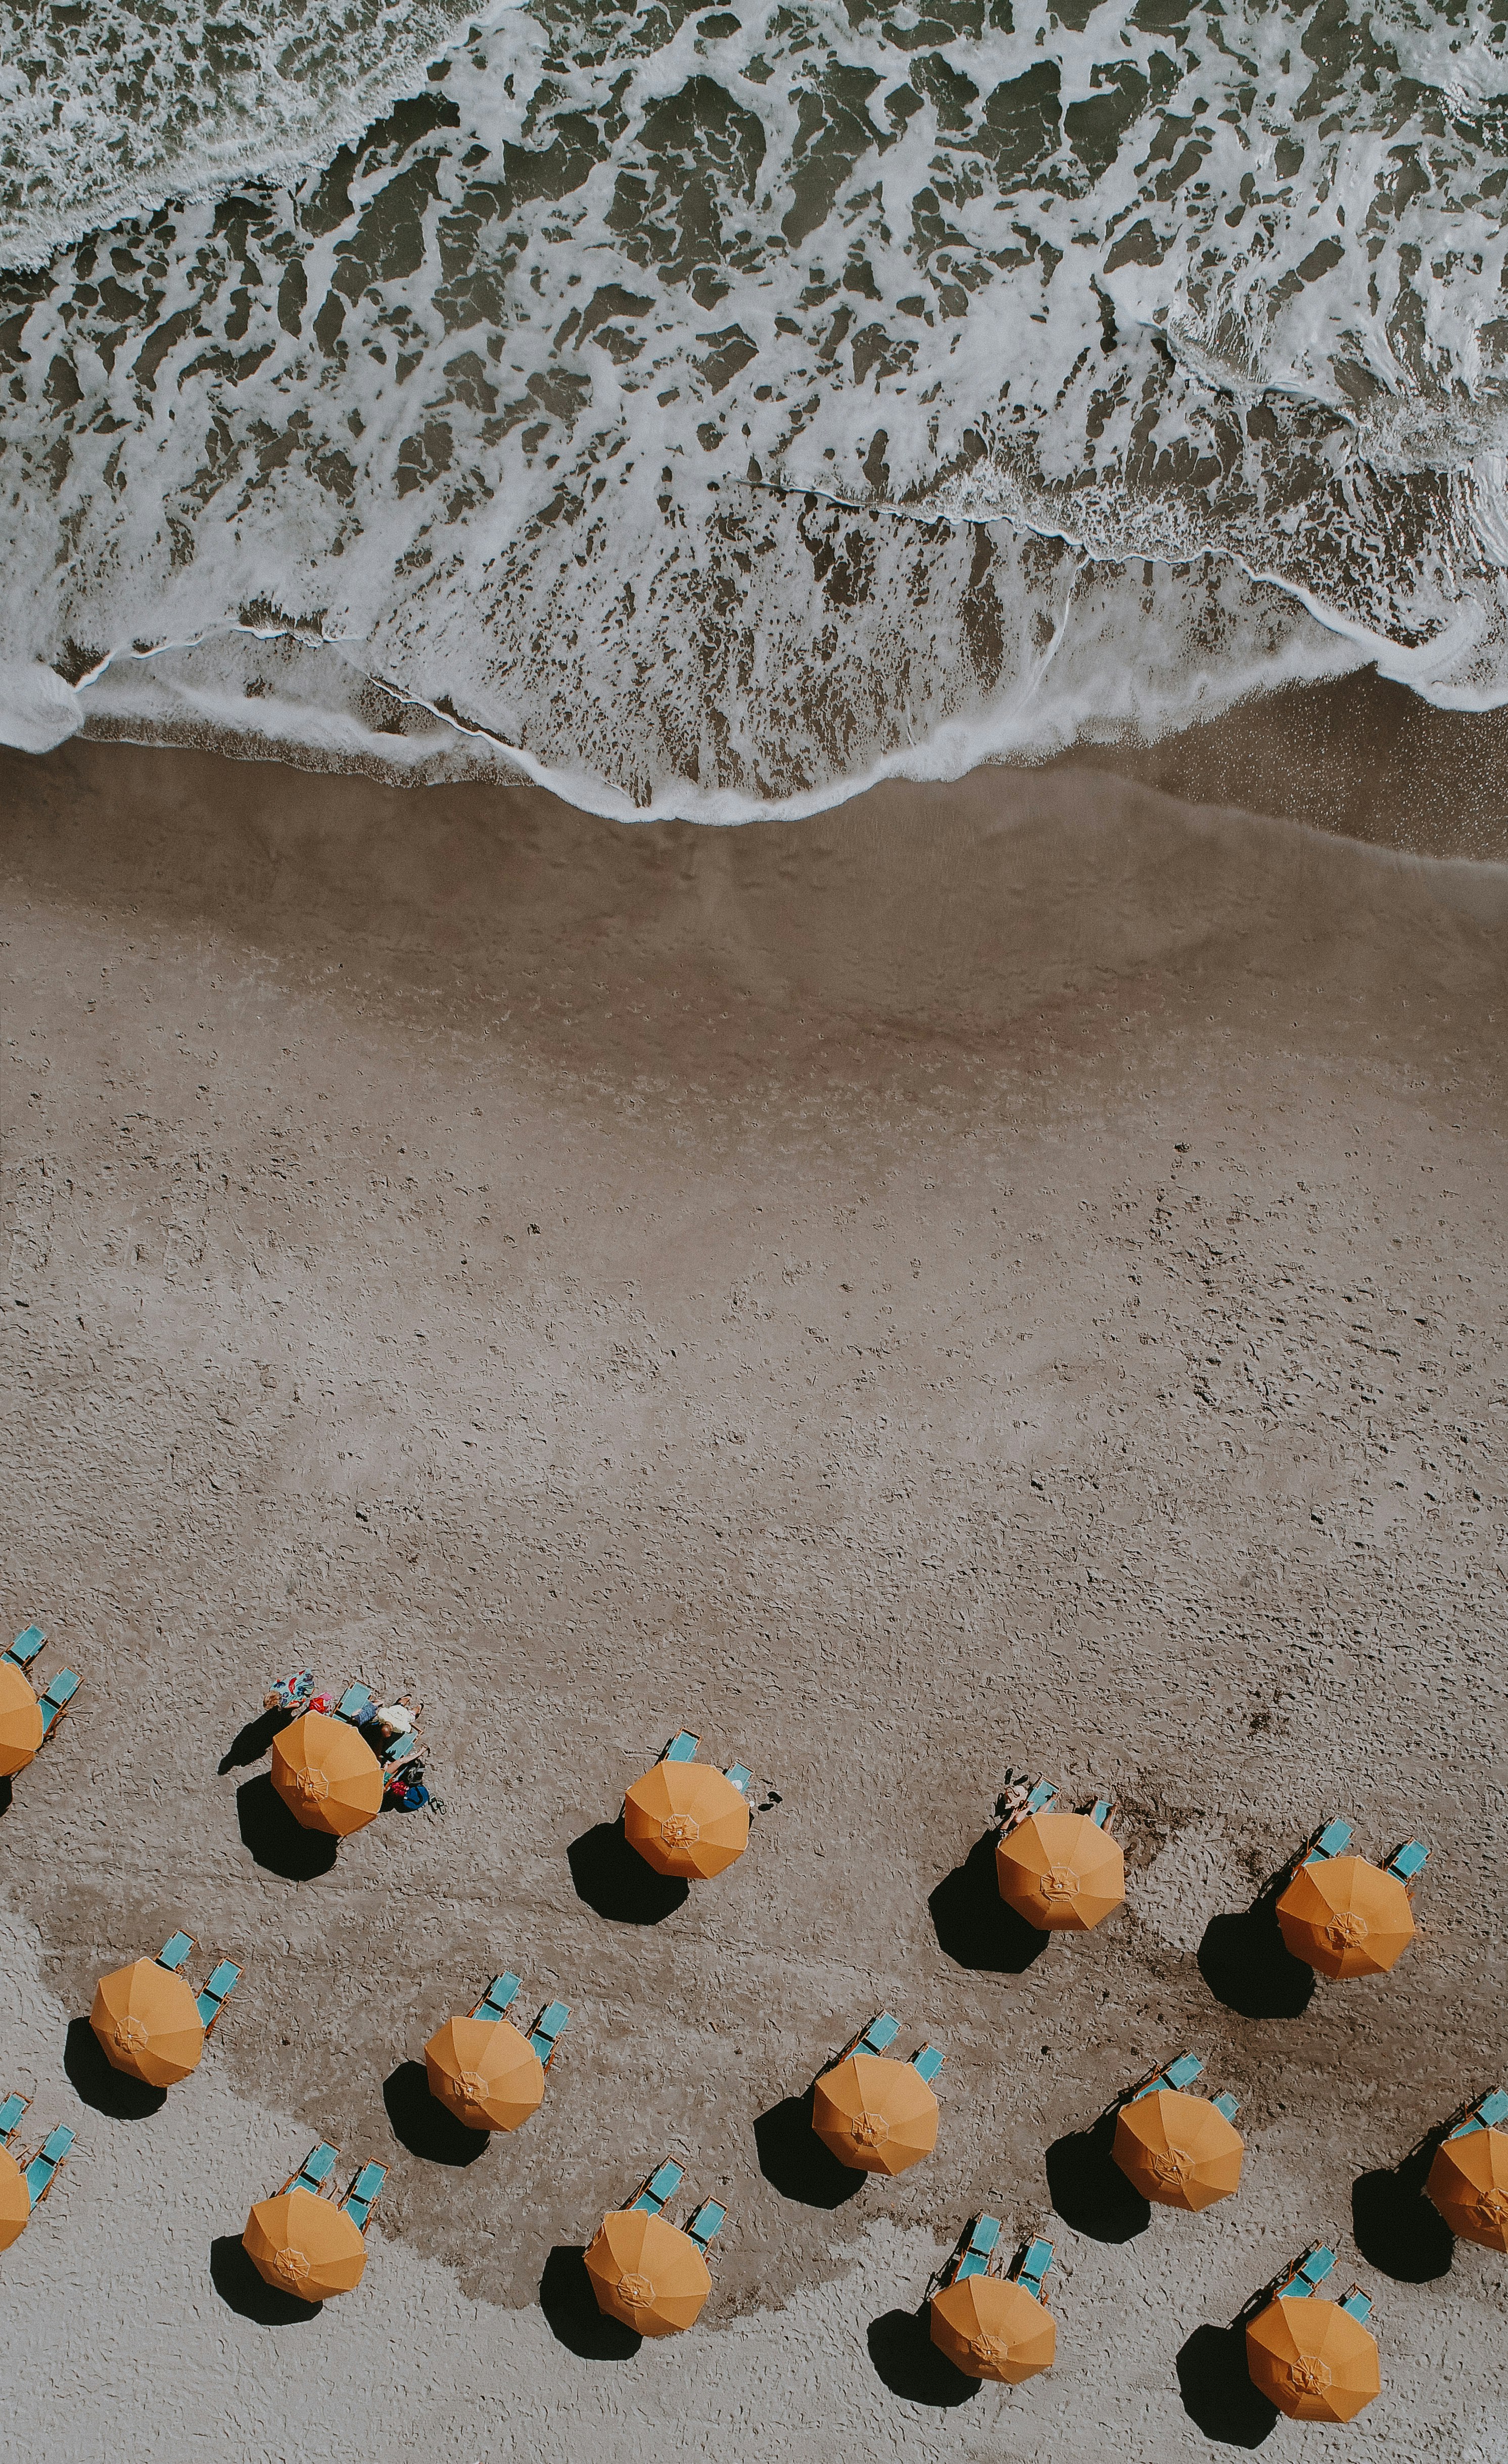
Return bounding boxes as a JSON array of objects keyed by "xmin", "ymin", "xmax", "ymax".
[{"xmin": 2, "ymin": 0, "xmax": 1506, "ymax": 812}]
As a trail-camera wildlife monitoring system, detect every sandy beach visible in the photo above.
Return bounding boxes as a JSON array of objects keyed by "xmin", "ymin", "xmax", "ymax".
[{"xmin": 2, "ymin": 728, "xmax": 1506, "ymax": 2462}]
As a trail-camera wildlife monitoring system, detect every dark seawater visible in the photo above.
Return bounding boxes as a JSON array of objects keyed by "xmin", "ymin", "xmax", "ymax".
[{"xmin": 2, "ymin": 0, "xmax": 1506, "ymax": 814}]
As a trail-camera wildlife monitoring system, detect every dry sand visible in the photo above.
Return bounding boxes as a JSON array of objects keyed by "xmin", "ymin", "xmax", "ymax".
[{"xmin": 1, "ymin": 732, "xmax": 1505, "ymax": 2462}]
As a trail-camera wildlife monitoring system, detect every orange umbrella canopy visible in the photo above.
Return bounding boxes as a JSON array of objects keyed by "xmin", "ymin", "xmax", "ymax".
[
  {"xmin": 424, "ymin": 2015, "xmax": 545, "ymax": 2134},
  {"xmin": 1276, "ymin": 1856, "xmax": 1415, "ymax": 1980},
  {"xmin": 623, "ymin": 1760, "xmax": 749, "ymax": 1880},
  {"xmin": 244, "ymin": 2189, "xmax": 368, "ymax": 2300},
  {"xmin": 90, "ymin": 1958, "xmax": 204, "ymax": 2088},
  {"xmin": 0, "ymin": 1661, "xmax": 43, "ymax": 1779},
  {"xmin": 1427, "ymin": 2126, "xmax": 1508, "ymax": 2252},
  {"xmin": 270, "ymin": 1710, "xmax": 384, "ymax": 1838},
  {"xmin": 930, "ymin": 2275, "xmax": 1056, "ymax": 2384},
  {"xmin": 812, "ymin": 2052, "xmax": 939, "ymax": 2177},
  {"xmin": 996, "ymin": 1811, "xmax": 1125, "ymax": 1933},
  {"xmin": 584, "ymin": 2208, "xmax": 712, "ymax": 2336},
  {"xmin": 1113, "ymin": 2089, "xmax": 1244, "ymax": 2213},
  {"xmin": 0, "ymin": 2149, "xmax": 30, "ymax": 2252},
  {"xmin": 1246, "ymin": 2295, "xmax": 1380, "ymax": 2423}
]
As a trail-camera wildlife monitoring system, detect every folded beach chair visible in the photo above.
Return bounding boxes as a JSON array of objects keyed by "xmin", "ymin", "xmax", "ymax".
[
  {"xmin": 1338, "ymin": 2287, "xmax": 1373, "ymax": 2322},
  {"xmin": 1304, "ymin": 1819, "xmax": 1353, "ymax": 1865},
  {"xmin": 196, "ymin": 1961, "xmax": 242, "ymax": 2033},
  {"xmin": 662, "ymin": 1731, "xmax": 699, "ymax": 1763},
  {"xmin": 4, "ymin": 1628, "xmax": 44, "ymax": 1672},
  {"xmin": 724, "ymin": 1762, "xmax": 753, "ymax": 1794},
  {"xmin": 1446, "ymin": 2088, "xmax": 1508, "ymax": 2140},
  {"xmin": 911, "ymin": 2043, "xmax": 945, "ymax": 2084},
  {"xmin": 529, "ymin": 2002, "xmax": 570, "ymax": 2067},
  {"xmin": 1015, "ymin": 2237, "xmax": 1054, "ymax": 2301},
  {"xmin": 335, "ymin": 1684, "xmax": 374, "ymax": 1725},
  {"xmin": 630, "ymin": 2159, "xmax": 684, "ymax": 2215},
  {"xmin": 283, "ymin": 2142, "xmax": 340, "ymax": 2197},
  {"xmin": 0, "ymin": 2093, "xmax": 31, "ymax": 2145},
  {"xmin": 1386, "ymin": 1840, "xmax": 1429, "ymax": 1885},
  {"xmin": 36, "ymin": 1669, "xmax": 80, "ymax": 1742},
  {"xmin": 23, "ymin": 2126, "xmax": 73, "ymax": 2208},
  {"xmin": 686, "ymin": 2199, "xmax": 726, "ymax": 2254},
  {"xmin": 157, "ymin": 1932, "xmax": 195, "ymax": 1972},
  {"xmin": 952, "ymin": 2213, "xmax": 1002, "ymax": 2282},
  {"xmin": 472, "ymin": 1972, "xmax": 523, "ymax": 2022},
  {"xmin": 340, "ymin": 2162, "xmax": 388, "ymax": 2231}
]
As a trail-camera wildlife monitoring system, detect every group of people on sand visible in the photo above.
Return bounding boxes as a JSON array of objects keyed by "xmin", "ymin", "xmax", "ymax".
[{"xmin": 263, "ymin": 1671, "xmax": 431, "ymax": 1809}]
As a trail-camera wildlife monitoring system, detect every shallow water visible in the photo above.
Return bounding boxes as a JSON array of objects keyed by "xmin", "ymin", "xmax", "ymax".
[{"xmin": 2, "ymin": 0, "xmax": 1506, "ymax": 812}]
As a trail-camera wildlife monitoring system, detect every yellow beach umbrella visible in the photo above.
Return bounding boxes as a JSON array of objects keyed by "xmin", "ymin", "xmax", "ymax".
[
  {"xmin": 584, "ymin": 2208, "xmax": 712, "ymax": 2336},
  {"xmin": 0, "ymin": 2149, "xmax": 30, "ymax": 2251},
  {"xmin": 1245, "ymin": 2296, "xmax": 1380, "ymax": 2423},
  {"xmin": 243, "ymin": 2189, "xmax": 367, "ymax": 2300},
  {"xmin": 929, "ymin": 2275, "xmax": 1056, "ymax": 2383},
  {"xmin": 0, "ymin": 1662, "xmax": 43, "ymax": 1779},
  {"xmin": 270, "ymin": 1710, "xmax": 384, "ymax": 1838},
  {"xmin": 424, "ymin": 2015, "xmax": 545, "ymax": 2133},
  {"xmin": 90, "ymin": 1958, "xmax": 204, "ymax": 2088},
  {"xmin": 1276, "ymin": 1856, "xmax": 1415, "ymax": 1979},
  {"xmin": 623, "ymin": 1760, "xmax": 749, "ymax": 1880},
  {"xmin": 812, "ymin": 2053, "xmax": 938, "ymax": 2176},
  {"xmin": 997, "ymin": 1810, "xmax": 1125, "ymax": 1932},
  {"xmin": 1427, "ymin": 2126, "xmax": 1508, "ymax": 2252},
  {"xmin": 1113, "ymin": 2089, "xmax": 1244, "ymax": 2211}
]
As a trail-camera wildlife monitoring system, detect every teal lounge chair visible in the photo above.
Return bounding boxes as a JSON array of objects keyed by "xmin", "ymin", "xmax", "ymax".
[
  {"xmin": 725, "ymin": 1763, "xmax": 752, "ymax": 1794},
  {"xmin": 1025, "ymin": 1779, "xmax": 1057, "ymax": 1815},
  {"xmin": 157, "ymin": 1933, "xmax": 194, "ymax": 1973},
  {"xmin": 686, "ymin": 2199, "xmax": 725, "ymax": 2253},
  {"xmin": 1015, "ymin": 2238, "xmax": 1053, "ymax": 2300},
  {"xmin": 197, "ymin": 1961, "xmax": 242, "ymax": 2033},
  {"xmin": 1089, "ymin": 1797, "xmax": 1115, "ymax": 1829},
  {"xmin": 1279, "ymin": 2245, "xmax": 1336, "ymax": 2298},
  {"xmin": 0, "ymin": 2093, "xmax": 31, "ymax": 2144},
  {"xmin": 1211, "ymin": 2091, "xmax": 1241, "ymax": 2121},
  {"xmin": 663, "ymin": 1731, "xmax": 699, "ymax": 1762},
  {"xmin": 335, "ymin": 1685, "xmax": 374, "ymax": 1725},
  {"xmin": 630, "ymin": 2159, "xmax": 684, "ymax": 2215},
  {"xmin": 472, "ymin": 1973, "xmax": 523, "ymax": 2022},
  {"xmin": 529, "ymin": 2002, "xmax": 570, "ymax": 2067},
  {"xmin": 23, "ymin": 2126, "xmax": 73, "ymax": 2207},
  {"xmin": 1339, "ymin": 2288, "xmax": 1373, "ymax": 2322},
  {"xmin": 845, "ymin": 2013, "xmax": 900, "ymax": 2060},
  {"xmin": 953, "ymin": 2213, "xmax": 1002, "ymax": 2282},
  {"xmin": 1128, "ymin": 2052, "xmax": 1203, "ymax": 2104},
  {"xmin": 911, "ymin": 2044, "xmax": 945, "ymax": 2084},
  {"xmin": 1387, "ymin": 1840, "xmax": 1428, "ymax": 1884},
  {"xmin": 1446, "ymin": 2088, "xmax": 1508, "ymax": 2140},
  {"xmin": 285, "ymin": 2142, "xmax": 339, "ymax": 2196},
  {"xmin": 341, "ymin": 2162, "xmax": 388, "ymax": 2230},
  {"xmin": 1305, "ymin": 1820, "xmax": 1353, "ymax": 1864},
  {"xmin": 4, "ymin": 1628, "xmax": 44, "ymax": 1672},
  {"xmin": 36, "ymin": 1669, "xmax": 80, "ymax": 1742}
]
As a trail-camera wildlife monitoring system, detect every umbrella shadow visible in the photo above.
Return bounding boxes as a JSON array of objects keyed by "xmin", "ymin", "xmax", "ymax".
[
  {"xmin": 383, "ymin": 2060, "xmax": 488, "ymax": 2168},
  {"xmin": 209, "ymin": 2233, "xmax": 323, "ymax": 2326},
  {"xmin": 235, "ymin": 1773, "xmax": 338, "ymax": 1882},
  {"xmin": 1352, "ymin": 2120, "xmax": 1455, "ymax": 2283},
  {"xmin": 1045, "ymin": 2109, "xmax": 1151, "ymax": 2244},
  {"xmin": 538, "ymin": 2244, "xmax": 642, "ymax": 2359},
  {"xmin": 1176, "ymin": 2321, "xmax": 1279, "ymax": 2446},
  {"xmin": 63, "ymin": 2014, "xmax": 167, "ymax": 2120},
  {"xmin": 218, "ymin": 1705, "xmax": 291, "ymax": 1775},
  {"xmin": 567, "ymin": 1818, "xmax": 688, "ymax": 1925},
  {"xmin": 929, "ymin": 1832, "xmax": 1051, "ymax": 1975},
  {"xmin": 1197, "ymin": 1872, "xmax": 1315, "ymax": 2020},
  {"xmin": 868, "ymin": 2302, "xmax": 979, "ymax": 2406},
  {"xmin": 0, "ymin": 1777, "xmax": 12, "ymax": 1820},
  {"xmin": 753, "ymin": 2085, "xmax": 864, "ymax": 2209}
]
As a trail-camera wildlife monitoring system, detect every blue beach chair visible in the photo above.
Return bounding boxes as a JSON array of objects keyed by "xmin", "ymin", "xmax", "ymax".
[
  {"xmin": 1339, "ymin": 2287, "xmax": 1374, "ymax": 2322},
  {"xmin": 686, "ymin": 2199, "xmax": 726, "ymax": 2253},
  {"xmin": 725, "ymin": 1762, "xmax": 752, "ymax": 1794},
  {"xmin": 1446, "ymin": 2088, "xmax": 1508, "ymax": 2140},
  {"xmin": 1386, "ymin": 1840, "xmax": 1429, "ymax": 1885},
  {"xmin": 911, "ymin": 2044, "xmax": 945, "ymax": 2084},
  {"xmin": 1025, "ymin": 1779, "xmax": 1057, "ymax": 1815},
  {"xmin": 157, "ymin": 1932, "xmax": 194, "ymax": 1972},
  {"xmin": 285, "ymin": 2142, "xmax": 339, "ymax": 2197},
  {"xmin": 529, "ymin": 2002, "xmax": 570, "ymax": 2067},
  {"xmin": 341, "ymin": 2162, "xmax": 388, "ymax": 2231},
  {"xmin": 36, "ymin": 1669, "xmax": 80, "ymax": 1742},
  {"xmin": 662, "ymin": 1731, "xmax": 699, "ymax": 1763},
  {"xmin": 1211, "ymin": 2091, "xmax": 1241, "ymax": 2121},
  {"xmin": 472, "ymin": 1972, "xmax": 523, "ymax": 2022},
  {"xmin": 844, "ymin": 2013, "xmax": 899, "ymax": 2061},
  {"xmin": 1305, "ymin": 1820, "xmax": 1353, "ymax": 1865},
  {"xmin": 3, "ymin": 1628, "xmax": 44, "ymax": 1672},
  {"xmin": 1015, "ymin": 2238, "xmax": 1054, "ymax": 2300},
  {"xmin": 1279, "ymin": 2245, "xmax": 1336, "ymax": 2298},
  {"xmin": 23, "ymin": 2126, "xmax": 73, "ymax": 2208},
  {"xmin": 335, "ymin": 1684, "xmax": 374, "ymax": 1725},
  {"xmin": 196, "ymin": 1961, "xmax": 242, "ymax": 2033},
  {"xmin": 1089, "ymin": 1797, "xmax": 1115, "ymax": 1829},
  {"xmin": 630, "ymin": 2159, "xmax": 684, "ymax": 2215},
  {"xmin": 953, "ymin": 2213, "xmax": 1002, "ymax": 2282},
  {"xmin": 0, "ymin": 2093, "xmax": 31, "ymax": 2144}
]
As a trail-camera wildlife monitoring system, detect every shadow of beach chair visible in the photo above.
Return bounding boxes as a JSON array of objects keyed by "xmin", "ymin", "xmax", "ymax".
[
  {"xmin": 4, "ymin": 1628, "xmax": 45, "ymax": 1673},
  {"xmin": 911, "ymin": 2043, "xmax": 945, "ymax": 2084},
  {"xmin": 0, "ymin": 2092, "xmax": 31, "ymax": 2145},
  {"xmin": 340, "ymin": 2162, "xmax": 387, "ymax": 2231},
  {"xmin": 37, "ymin": 1669, "xmax": 80, "ymax": 1743},
  {"xmin": 948, "ymin": 2212, "xmax": 1002, "ymax": 2284},
  {"xmin": 686, "ymin": 2198, "xmax": 726, "ymax": 2254},
  {"xmin": 1386, "ymin": 1840, "xmax": 1428, "ymax": 1885},
  {"xmin": 1013, "ymin": 2237, "xmax": 1054, "ymax": 2300},
  {"xmin": 528, "ymin": 2002, "xmax": 570, "ymax": 2068},
  {"xmin": 471, "ymin": 1972, "xmax": 523, "ymax": 2021},
  {"xmin": 630, "ymin": 2159, "xmax": 684, "ymax": 2215},
  {"xmin": 196, "ymin": 1961, "xmax": 242, "ymax": 2033},
  {"xmin": 282, "ymin": 2142, "xmax": 339, "ymax": 2198},
  {"xmin": 23, "ymin": 2125, "xmax": 74, "ymax": 2208},
  {"xmin": 662, "ymin": 1731, "xmax": 699, "ymax": 1762}
]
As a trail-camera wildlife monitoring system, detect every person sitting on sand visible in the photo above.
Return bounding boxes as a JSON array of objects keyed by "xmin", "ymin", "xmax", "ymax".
[{"xmin": 364, "ymin": 1697, "xmax": 420, "ymax": 1750}]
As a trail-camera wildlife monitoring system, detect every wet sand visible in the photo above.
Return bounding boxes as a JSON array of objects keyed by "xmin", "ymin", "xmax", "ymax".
[{"xmin": 1, "ymin": 733, "xmax": 1505, "ymax": 2461}]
